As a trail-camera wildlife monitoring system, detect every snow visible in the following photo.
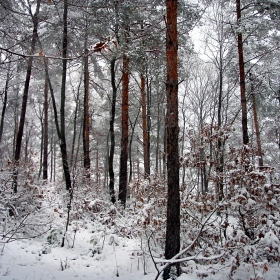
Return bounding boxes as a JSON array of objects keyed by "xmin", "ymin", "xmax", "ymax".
[
  {"xmin": 262, "ymin": 230, "xmax": 280, "ymax": 250},
  {"xmin": 1, "ymin": 227, "xmax": 280, "ymax": 280},
  {"xmin": 1, "ymin": 175, "xmax": 280, "ymax": 280},
  {"xmin": 0, "ymin": 230, "xmax": 201, "ymax": 280}
]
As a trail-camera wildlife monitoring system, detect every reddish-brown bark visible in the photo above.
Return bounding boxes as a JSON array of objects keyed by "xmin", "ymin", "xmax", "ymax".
[{"xmin": 164, "ymin": 0, "xmax": 180, "ymax": 278}]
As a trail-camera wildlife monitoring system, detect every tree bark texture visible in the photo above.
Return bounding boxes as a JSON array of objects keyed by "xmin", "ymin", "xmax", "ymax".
[
  {"xmin": 250, "ymin": 73, "xmax": 263, "ymax": 168},
  {"xmin": 109, "ymin": 57, "xmax": 117, "ymax": 203},
  {"xmin": 13, "ymin": 0, "xmax": 41, "ymax": 193},
  {"xmin": 164, "ymin": 0, "xmax": 180, "ymax": 279},
  {"xmin": 60, "ymin": 0, "xmax": 72, "ymax": 194},
  {"xmin": 70, "ymin": 86, "xmax": 81, "ymax": 167},
  {"xmin": 83, "ymin": 49, "xmax": 91, "ymax": 174},
  {"xmin": 216, "ymin": 45, "xmax": 224, "ymax": 200},
  {"xmin": 141, "ymin": 72, "xmax": 150, "ymax": 178},
  {"xmin": 129, "ymin": 108, "xmax": 140, "ymax": 183},
  {"xmin": 0, "ymin": 62, "xmax": 10, "ymax": 144},
  {"xmin": 236, "ymin": 0, "xmax": 249, "ymax": 145},
  {"xmin": 119, "ymin": 51, "xmax": 129, "ymax": 208},
  {"xmin": 43, "ymin": 74, "xmax": 49, "ymax": 180}
]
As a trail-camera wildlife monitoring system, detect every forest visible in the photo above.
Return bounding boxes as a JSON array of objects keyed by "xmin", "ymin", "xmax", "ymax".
[{"xmin": 0, "ymin": 0, "xmax": 280, "ymax": 279}]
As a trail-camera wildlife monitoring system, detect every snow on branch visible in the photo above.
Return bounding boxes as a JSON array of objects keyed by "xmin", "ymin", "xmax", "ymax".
[{"xmin": 151, "ymin": 201, "xmax": 225, "ymax": 280}]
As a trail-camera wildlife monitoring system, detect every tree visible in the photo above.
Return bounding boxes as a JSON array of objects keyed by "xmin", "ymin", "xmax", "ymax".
[
  {"xmin": 43, "ymin": 72, "xmax": 49, "ymax": 180},
  {"xmin": 202, "ymin": 0, "xmax": 236, "ymax": 200},
  {"xmin": 108, "ymin": 56, "xmax": 117, "ymax": 204},
  {"xmin": 59, "ymin": 0, "xmax": 72, "ymax": 195},
  {"xmin": 0, "ymin": 60, "xmax": 10, "ymax": 144},
  {"xmin": 118, "ymin": 26, "xmax": 130, "ymax": 207},
  {"xmin": 164, "ymin": 0, "xmax": 180, "ymax": 279},
  {"xmin": 83, "ymin": 48, "xmax": 91, "ymax": 176},
  {"xmin": 141, "ymin": 70, "xmax": 150, "ymax": 178},
  {"xmin": 13, "ymin": 0, "xmax": 41, "ymax": 193},
  {"xmin": 249, "ymin": 73, "xmax": 264, "ymax": 168},
  {"xmin": 236, "ymin": 0, "xmax": 249, "ymax": 146}
]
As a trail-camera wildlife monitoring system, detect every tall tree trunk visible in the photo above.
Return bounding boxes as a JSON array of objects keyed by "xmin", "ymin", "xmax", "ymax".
[
  {"xmin": 12, "ymin": 83, "xmax": 20, "ymax": 159},
  {"xmin": 129, "ymin": 108, "xmax": 140, "ymax": 183},
  {"xmin": 60, "ymin": 0, "xmax": 72, "ymax": 194},
  {"xmin": 216, "ymin": 44, "xmax": 224, "ymax": 201},
  {"xmin": 70, "ymin": 85, "xmax": 81, "ymax": 167},
  {"xmin": 236, "ymin": 0, "xmax": 249, "ymax": 145},
  {"xmin": 119, "ymin": 36, "xmax": 129, "ymax": 208},
  {"xmin": 155, "ymin": 102, "xmax": 161, "ymax": 174},
  {"xmin": 36, "ymin": 0, "xmax": 72, "ymax": 248},
  {"xmin": 38, "ymin": 113, "xmax": 44, "ymax": 179},
  {"xmin": 163, "ymin": 120, "xmax": 167, "ymax": 179},
  {"xmin": 109, "ymin": 57, "xmax": 117, "ymax": 204},
  {"xmin": 25, "ymin": 124, "xmax": 33, "ymax": 164},
  {"xmin": 141, "ymin": 71, "xmax": 150, "ymax": 178},
  {"xmin": 164, "ymin": 0, "xmax": 180, "ymax": 279},
  {"xmin": 50, "ymin": 118, "xmax": 54, "ymax": 181},
  {"xmin": 13, "ymin": 0, "xmax": 41, "ymax": 193},
  {"xmin": 43, "ymin": 74, "xmax": 49, "ymax": 180},
  {"xmin": 37, "ymin": 36, "xmax": 60, "ymax": 183},
  {"xmin": 95, "ymin": 144, "xmax": 99, "ymax": 185},
  {"xmin": 0, "ymin": 62, "xmax": 10, "ymax": 144},
  {"xmin": 59, "ymin": 0, "xmax": 72, "ymax": 248},
  {"xmin": 83, "ymin": 48, "xmax": 91, "ymax": 176},
  {"xmin": 250, "ymin": 73, "xmax": 263, "ymax": 168},
  {"xmin": 146, "ymin": 78, "xmax": 151, "ymax": 175}
]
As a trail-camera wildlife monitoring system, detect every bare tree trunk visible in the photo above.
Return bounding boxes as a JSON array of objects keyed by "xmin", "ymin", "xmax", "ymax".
[
  {"xmin": 50, "ymin": 116, "xmax": 54, "ymax": 181},
  {"xmin": 83, "ymin": 48, "xmax": 91, "ymax": 176},
  {"xmin": 43, "ymin": 74, "xmax": 49, "ymax": 180},
  {"xmin": 236, "ymin": 0, "xmax": 249, "ymax": 146},
  {"xmin": 216, "ymin": 46, "xmax": 224, "ymax": 200},
  {"xmin": 249, "ymin": 73, "xmax": 263, "ymax": 168},
  {"xmin": 13, "ymin": 0, "xmax": 41, "ymax": 193},
  {"xmin": 59, "ymin": 0, "xmax": 72, "ymax": 248},
  {"xmin": 155, "ymin": 102, "xmax": 161, "ymax": 174},
  {"xmin": 146, "ymin": 76, "xmax": 151, "ymax": 176},
  {"xmin": 95, "ymin": 144, "xmax": 99, "ymax": 185},
  {"xmin": 119, "ymin": 46, "xmax": 129, "ymax": 207},
  {"xmin": 164, "ymin": 0, "xmax": 180, "ymax": 279},
  {"xmin": 60, "ymin": 0, "xmax": 72, "ymax": 195},
  {"xmin": 0, "ymin": 62, "xmax": 10, "ymax": 144},
  {"xmin": 70, "ymin": 85, "xmax": 81, "ymax": 167},
  {"xmin": 108, "ymin": 57, "xmax": 117, "ymax": 203},
  {"xmin": 129, "ymin": 108, "xmax": 140, "ymax": 183},
  {"xmin": 38, "ymin": 114, "xmax": 44, "ymax": 179},
  {"xmin": 24, "ymin": 123, "xmax": 32, "ymax": 164},
  {"xmin": 12, "ymin": 84, "xmax": 20, "ymax": 159},
  {"xmin": 163, "ymin": 120, "xmax": 167, "ymax": 179},
  {"xmin": 141, "ymin": 72, "xmax": 150, "ymax": 178}
]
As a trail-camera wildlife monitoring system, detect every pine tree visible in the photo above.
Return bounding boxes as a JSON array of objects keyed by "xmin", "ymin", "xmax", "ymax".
[{"xmin": 164, "ymin": 0, "xmax": 180, "ymax": 278}]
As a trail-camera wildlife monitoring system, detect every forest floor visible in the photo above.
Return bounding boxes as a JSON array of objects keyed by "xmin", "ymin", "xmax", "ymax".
[{"xmin": 0, "ymin": 226, "xmax": 280, "ymax": 280}]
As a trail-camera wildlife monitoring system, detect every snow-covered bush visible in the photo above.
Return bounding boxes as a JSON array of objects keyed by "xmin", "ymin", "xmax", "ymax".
[{"xmin": 0, "ymin": 165, "xmax": 54, "ymax": 244}]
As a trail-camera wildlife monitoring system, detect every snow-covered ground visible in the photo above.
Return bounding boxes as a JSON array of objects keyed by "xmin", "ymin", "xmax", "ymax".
[
  {"xmin": 0, "ymin": 229, "xmax": 194, "ymax": 280},
  {"xmin": 1, "ymin": 228, "xmax": 279, "ymax": 280}
]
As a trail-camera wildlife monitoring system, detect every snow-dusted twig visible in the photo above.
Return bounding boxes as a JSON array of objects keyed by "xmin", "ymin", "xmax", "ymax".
[
  {"xmin": 153, "ymin": 201, "xmax": 225, "ymax": 280},
  {"xmin": 1, "ymin": 214, "xmax": 29, "ymax": 243},
  {"xmin": 111, "ymin": 236, "xmax": 119, "ymax": 277},
  {"xmin": 146, "ymin": 231, "xmax": 160, "ymax": 276}
]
